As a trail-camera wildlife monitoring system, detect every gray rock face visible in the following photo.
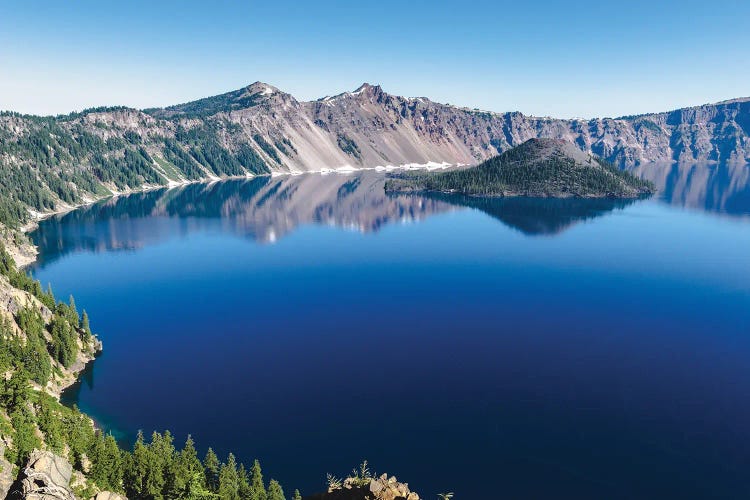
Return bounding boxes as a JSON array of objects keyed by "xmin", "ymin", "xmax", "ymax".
[
  {"xmin": 8, "ymin": 450, "xmax": 76, "ymax": 500},
  {"xmin": 92, "ymin": 492, "xmax": 127, "ymax": 500},
  {"xmin": 0, "ymin": 275, "xmax": 51, "ymax": 321},
  {"xmin": 0, "ymin": 442, "xmax": 15, "ymax": 500},
  {"xmin": 146, "ymin": 83, "xmax": 750, "ymax": 170}
]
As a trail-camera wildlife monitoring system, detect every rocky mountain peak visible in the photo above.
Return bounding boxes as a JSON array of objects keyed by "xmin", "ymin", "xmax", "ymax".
[
  {"xmin": 148, "ymin": 81, "xmax": 297, "ymax": 118},
  {"xmin": 243, "ymin": 81, "xmax": 282, "ymax": 98},
  {"xmin": 506, "ymin": 138, "xmax": 597, "ymax": 166},
  {"xmin": 353, "ymin": 82, "xmax": 381, "ymax": 94}
]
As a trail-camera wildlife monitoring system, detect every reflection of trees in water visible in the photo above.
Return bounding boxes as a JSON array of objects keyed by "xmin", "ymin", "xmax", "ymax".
[
  {"xmin": 30, "ymin": 163, "xmax": 750, "ymax": 269},
  {"xmin": 417, "ymin": 193, "xmax": 639, "ymax": 235},
  {"xmin": 29, "ymin": 173, "xmax": 453, "ymax": 267}
]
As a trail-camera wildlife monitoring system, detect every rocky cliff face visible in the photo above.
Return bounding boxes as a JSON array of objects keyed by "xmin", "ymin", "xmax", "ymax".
[
  {"xmin": 7, "ymin": 450, "xmax": 77, "ymax": 499},
  {"xmin": 1, "ymin": 83, "xmax": 748, "ymax": 221},
  {"xmin": 5, "ymin": 450, "xmax": 125, "ymax": 500},
  {"xmin": 146, "ymin": 83, "xmax": 750, "ymax": 170}
]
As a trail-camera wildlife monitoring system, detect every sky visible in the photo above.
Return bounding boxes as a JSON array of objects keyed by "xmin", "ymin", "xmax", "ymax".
[{"xmin": 1, "ymin": 0, "xmax": 749, "ymax": 118}]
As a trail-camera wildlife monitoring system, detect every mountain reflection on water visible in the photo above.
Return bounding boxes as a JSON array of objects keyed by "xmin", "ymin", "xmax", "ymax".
[
  {"xmin": 28, "ymin": 172, "xmax": 630, "ymax": 264},
  {"xmin": 30, "ymin": 172, "xmax": 452, "ymax": 266},
  {"xmin": 417, "ymin": 194, "xmax": 639, "ymax": 236},
  {"xmin": 629, "ymin": 161, "xmax": 750, "ymax": 217},
  {"xmin": 31, "ymin": 162, "xmax": 750, "ymax": 267},
  {"xmin": 28, "ymin": 164, "xmax": 750, "ymax": 499}
]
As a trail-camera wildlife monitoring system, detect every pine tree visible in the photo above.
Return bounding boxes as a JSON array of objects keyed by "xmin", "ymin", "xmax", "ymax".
[
  {"xmin": 204, "ymin": 447, "xmax": 220, "ymax": 493},
  {"xmin": 170, "ymin": 434, "xmax": 204, "ymax": 497},
  {"xmin": 267, "ymin": 479, "xmax": 286, "ymax": 500},
  {"xmin": 152, "ymin": 431, "xmax": 176, "ymax": 498},
  {"xmin": 10, "ymin": 407, "xmax": 42, "ymax": 465},
  {"xmin": 218, "ymin": 453, "xmax": 240, "ymax": 500},
  {"xmin": 40, "ymin": 282, "xmax": 55, "ymax": 309},
  {"xmin": 49, "ymin": 313, "xmax": 77, "ymax": 368},
  {"xmin": 143, "ymin": 431, "xmax": 172, "ymax": 498},
  {"xmin": 249, "ymin": 459, "xmax": 267, "ymax": 500},
  {"xmin": 238, "ymin": 462, "xmax": 251, "ymax": 498},
  {"xmin": 81, "ymin": 310, "xmax": 92, "ymax": 340},
  {"xmin": 124, "ymin": 431, "xmax": 148, "ymax": 499},
  {"xmin": 89, "ymin": 433, "xmax": 123, "ymax": 491},
  {"xmin": 1, "ymin": 368, "xmax": 30, "ymax": 414},
  {"xmin": 293, "ymin": 489, "xmax": 302, "ymax": 500},
  {"xmin": 68, "ymin": 295, "xmax": 80, "ymax": 327},
  {"xmin": 104, "ymin": 433, "xmax": 124, "ymax": 490}
]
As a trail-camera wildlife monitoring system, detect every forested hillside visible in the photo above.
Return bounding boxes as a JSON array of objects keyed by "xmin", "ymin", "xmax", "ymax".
[
  {"xmin": 0, "ymin": 242, "xmax": 299, "ymax": 499},
  {"xmin": 385, "ymin": 139, "xmax": 655, "ymax": 198},
  {"xmin": 0, "ymin": 109, "xmax": 269, "ymax": 229}
]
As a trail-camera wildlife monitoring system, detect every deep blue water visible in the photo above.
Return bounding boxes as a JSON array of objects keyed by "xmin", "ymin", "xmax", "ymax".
[{"xmin": 30, "ymin": 169, "xmax": 750, "ymax": 498}]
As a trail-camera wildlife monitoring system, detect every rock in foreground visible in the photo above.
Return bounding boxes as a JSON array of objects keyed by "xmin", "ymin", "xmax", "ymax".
[
  {"xmin": 8, "ymin": 450, "xmax": 76, "ymax": 500},
  {"xmin": 6, "ymin": 450, "xmax": 126, "ymax": 500},
  {"xmin": 306, "ymin": 473, "xmax": 420, "ymax": 500}
]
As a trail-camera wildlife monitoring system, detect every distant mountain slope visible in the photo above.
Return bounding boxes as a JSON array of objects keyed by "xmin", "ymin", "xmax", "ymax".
[
  {"xmin": 0, "ymin": 82, "xmax": 748, "ymax": 225},
  {"xmin": 385, "ymin": 139, "xmax": 655, "ymax": 198}
]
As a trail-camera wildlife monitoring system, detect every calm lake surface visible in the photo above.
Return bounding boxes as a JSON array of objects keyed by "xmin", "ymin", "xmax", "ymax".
[{"xmin": 30, "ymin": 166, "xmax": 750, "ymax": 498}]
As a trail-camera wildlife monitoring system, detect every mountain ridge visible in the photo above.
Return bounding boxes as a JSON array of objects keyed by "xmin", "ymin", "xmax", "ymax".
[{"xmin": 1, "ymin": 81, "xmax": 749, "ymax": 226}]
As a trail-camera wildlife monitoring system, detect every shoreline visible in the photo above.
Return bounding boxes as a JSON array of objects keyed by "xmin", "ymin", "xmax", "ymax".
[
  {"xmin": 20, "ymin": 161, "xmax": 462, "ymax": 234},
  {"xmin": 14, "ymin": 163, "xmax": 464, "ymax": 397}
]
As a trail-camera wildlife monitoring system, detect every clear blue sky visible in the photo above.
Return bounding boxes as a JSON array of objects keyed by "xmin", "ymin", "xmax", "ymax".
[{"xmin": 1, "ymin": 0, "xmax": 748, "ymax": 118}]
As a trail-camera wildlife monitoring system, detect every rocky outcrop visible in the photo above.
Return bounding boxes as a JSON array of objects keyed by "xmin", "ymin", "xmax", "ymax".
[
  {"xmin": 92, "ymin": 492, "xmax": 126, "ymax": 500},
  {"xmin": 307, "ymin": 473, "xmax": 420, "ymax": 500},
  {"xmin": 0, "ymin": 274, "xmax": 51, "ymax": 321},
  {"xmin": 8, "ymin": 450, "xmax": 76, "ymax": 500},
  {"xmin": 4, "ymin": 451, "xmax": 125, "ymax": 500},
  {"xmin": 0, "ymin": 442, "xmax": 15, "ymax": 499}
]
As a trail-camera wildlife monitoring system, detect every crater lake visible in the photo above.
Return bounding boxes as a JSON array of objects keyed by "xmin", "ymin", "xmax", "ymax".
[{"xmin": 29, "ymin": 166, "xmax": 750, "ymax": 499}]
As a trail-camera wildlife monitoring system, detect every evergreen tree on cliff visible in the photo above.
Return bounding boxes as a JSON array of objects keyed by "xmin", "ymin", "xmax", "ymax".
[
  {"xmin": 169, "ymin": 435, "xmax": 204, "ymax": 497},
  {"xmin": 238, "ymin": 462, "xmax": 252, "ymax": 498},
  {"xmin": 124, "ymin": 431, "xmax": 148, "ymax": 498},
  {"xmin": 249, "ymin": 459, "xmax": 268, "ymax": 500},
  {"xmin": 204, "ymin": 447, "xmax": 220, "ymax": 493},
  {"xmin": 68, "ymin": 294, "xmax": 80, "ymax": 327},
  {"xmin": 218, "ymin": 453, "xmax": 241, "ymax": 500},
  {"xmin": 81, "ymin": 309, "xmax": 92, "ymax": 340},
  {"xmin": 88, "ymin": 433, "xmax": 123, "ymax": 492},
  {"xmin": 268, "ymin": 479, "xmax": 286, "ymax": 500}
]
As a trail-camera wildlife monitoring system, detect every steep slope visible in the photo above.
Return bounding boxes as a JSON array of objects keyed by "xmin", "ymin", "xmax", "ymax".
[
  {"xmin": 0, "ymin": 83, "xmax": 748, "ymax": 227},
  {"xmin": 143, "ymin": 84, "xmax": 750, "ymax": 169},
  {"xmin": 385, "ymin": 139, "xmax": 655, "ymax": 198}
]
